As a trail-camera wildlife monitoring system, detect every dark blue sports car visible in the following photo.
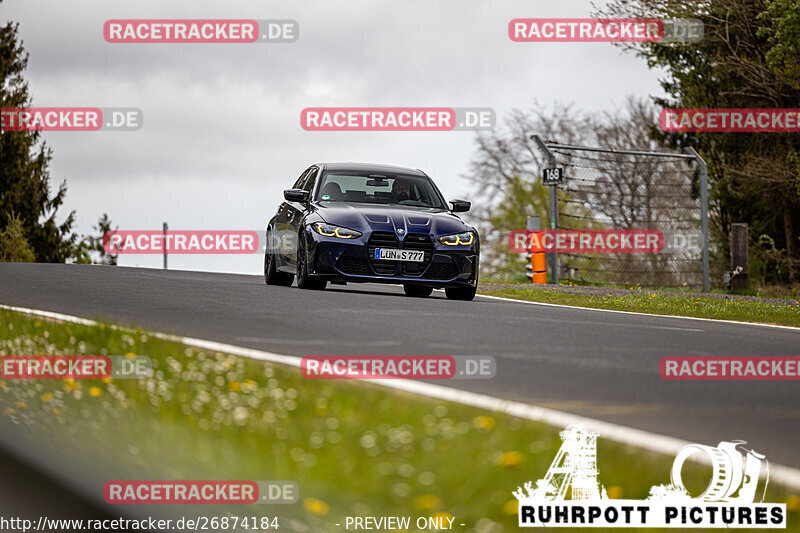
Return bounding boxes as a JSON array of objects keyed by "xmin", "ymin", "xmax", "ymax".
[{"xmin": 264, "ymin": 162, "xmax": 479, "ymax": 300}]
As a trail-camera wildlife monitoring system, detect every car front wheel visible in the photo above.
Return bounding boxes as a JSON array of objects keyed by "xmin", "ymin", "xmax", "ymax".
[
  {"xmin": 296, "ymin": 232, "xmax": 327, "ymax": 290},
  {"xmin": 445, "ymin": 285, "xmax": 476, "ymax": 301}
]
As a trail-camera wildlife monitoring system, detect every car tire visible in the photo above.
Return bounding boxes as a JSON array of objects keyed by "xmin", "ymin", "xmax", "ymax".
[
  {"xmin": 445, "ymin": 285, "xmax": 477, "ymax": 301},
  {"xmin": 403, "ymin": 284, "xmax": 433, "ymax": 297},
  {"xmin": 264, "ymin": 248, "xmax": 294, "ymax": 286},
  {"xmin": 296, "ymin": 232, "xmax": 327, "ymax": 290}
]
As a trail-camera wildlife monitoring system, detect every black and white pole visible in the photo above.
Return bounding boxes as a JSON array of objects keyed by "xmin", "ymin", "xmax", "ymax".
[{"xmin": 684, "ymin": 147, "xmax": 710, "ymax": 292}]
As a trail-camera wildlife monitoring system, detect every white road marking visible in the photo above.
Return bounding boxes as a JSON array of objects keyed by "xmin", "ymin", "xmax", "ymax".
[
  {"xmin": 2, "ymin": 303, "xmax": 800, "ymax": 490},
  {"xmin": 233, "ymin": 337, "xmax": 402, "ymax": 347},
  {"xmin": 476, "ymin": 293, "xmax": 800, "ymax": 332}
]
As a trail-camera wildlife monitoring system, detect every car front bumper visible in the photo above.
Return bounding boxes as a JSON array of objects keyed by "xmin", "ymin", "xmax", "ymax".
[{"xmin": 305, "ymin": 231, "xmax": 478, "ymax": 288}]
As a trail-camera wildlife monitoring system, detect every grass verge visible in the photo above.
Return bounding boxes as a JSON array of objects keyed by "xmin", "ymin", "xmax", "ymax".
[
  {"xmin": 0, "ymin": 308, "xmax": 798, "ymax": 532},
  {"xmin": 478, "ymin": 286, "xmax": 800, "ymax": 328}
]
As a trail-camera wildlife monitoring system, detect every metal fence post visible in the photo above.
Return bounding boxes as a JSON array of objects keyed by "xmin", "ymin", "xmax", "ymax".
[
  {"xmin": 163, "ymin": 222, "xmax": 168, "ymax": 270},
  {"xmin": 685, "ymin": 147, "xmax": 709, "ymax": 292},
  {"xmin": 531, "ymin": 135, "xmax": 559, "ymax": 284}
]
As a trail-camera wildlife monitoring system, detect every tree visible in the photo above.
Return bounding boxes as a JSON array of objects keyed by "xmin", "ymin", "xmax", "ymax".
[
  {"xmin": 464, "ymin": 99, "xmax": 689, "ymax": 284},
  {"xmin": 0, "ymin": 211, "xmax": 35, "ymax": 262},
  {"xmin": 1, "ymin": 20, "xmax": 76, "ymax": 262},
  {"xmin": 463, "ymin": 103, "xmax": 590, "ymax": 279},
  {"xmin": 595, "ymin": 0, "xmax": 800, "ymax": 284},
  {"xmin": 759, "ymin": 0, "xmax": 800, "ymax": 89},
  {"xmin": 72, "ymin": 213, "xmax": 119, "ymax": 265}
]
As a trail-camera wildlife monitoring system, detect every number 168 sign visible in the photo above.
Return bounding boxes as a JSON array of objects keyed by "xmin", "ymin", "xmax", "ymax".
[{"xmin": 542, "ymin": 167, "xmax": 563, "ymax": 186}]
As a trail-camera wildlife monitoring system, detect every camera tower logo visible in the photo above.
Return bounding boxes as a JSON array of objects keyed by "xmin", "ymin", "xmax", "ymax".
[{"xmin": 513, "ymin": 425, "xmax": 786, "ymax": 528}]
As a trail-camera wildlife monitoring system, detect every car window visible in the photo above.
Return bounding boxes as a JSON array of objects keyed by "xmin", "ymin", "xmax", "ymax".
[
  {"xmin": 316, "ymin": 172, "xmax": 445, "ymax": 209},
  {"xmin": 292, "ymin": 168, "xmax": 312, "ymax": 190},
  {"xmin": 302, "ymin": 167, "xmax": 318, "ymax": 193}
]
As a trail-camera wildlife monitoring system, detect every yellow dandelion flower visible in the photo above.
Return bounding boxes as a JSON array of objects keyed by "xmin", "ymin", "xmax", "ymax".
[
  {"xmin": 14, "ymin": 401, "xmax": 27, "ymax": 409},
  {"xmin": 413, "ymin": 494, "xmax": 441, "ymax": 510},
  {"xmin": 502, "ymin": 500, "xmax": 519, "ymax": 515},
  {"xmin": 607, "ymin": 485, "xmax": 624, "ymax": 499},
  {"xmin": 41, "ymin": 393, "xmax": 54, "ymax": 403},
  {"xmin": 125, "ymin": 352, "xmax": 136, "ymax": 358},
  {"xmin": 102, "ymin": 377, "xmax": 113, "ymax": 384},
  {"xmin": 303, "ymin": 497, "xmax": 330, "ymax": 516},
  {"xmin": 228, "ymin": 381, "xmax": 241, "ymax": 391},
  {"xmin": 0, "ymin": 380, "xmax": 6, "ymax": 387},
  {"xmin": 473, "ymin": 415, "xmax": 496, "ymax": 430},
  {"xmin": 497, "ymin": 451, "xmax": 524, "ymax": 467},
  {"xmin": 89, "ymin": 387, "xmax": 102, "ymax": 397}
]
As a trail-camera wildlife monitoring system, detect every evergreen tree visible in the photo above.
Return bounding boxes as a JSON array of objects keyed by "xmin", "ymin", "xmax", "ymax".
[{"xmin": 1, "ymin": 20, "xmax": 76, "ymax": 262}]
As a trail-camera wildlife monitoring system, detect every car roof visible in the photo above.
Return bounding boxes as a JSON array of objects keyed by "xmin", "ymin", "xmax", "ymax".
[{"xmin": 319, "ymin": 162, "xmax": 428, "ymax": 177}]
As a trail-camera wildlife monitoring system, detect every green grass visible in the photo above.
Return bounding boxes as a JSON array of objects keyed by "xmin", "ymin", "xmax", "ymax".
[
  {"xmin": 1, "ymin": 309, "xmax": 798, "ymax": 532},
  {"xmin": 479, "ymin": 286, "xmax": 800, "ymax": 328}
]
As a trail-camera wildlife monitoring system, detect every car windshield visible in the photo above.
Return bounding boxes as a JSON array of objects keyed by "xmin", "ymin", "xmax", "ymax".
[{"xmin": 315, "ymin": 172, "xmax": 445, "ymax": 209}]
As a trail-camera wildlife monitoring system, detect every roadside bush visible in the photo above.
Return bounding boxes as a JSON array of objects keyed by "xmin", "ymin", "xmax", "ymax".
[{"xmin": 0, "ymin": 213, "xmax": 36, "ymax": 262}]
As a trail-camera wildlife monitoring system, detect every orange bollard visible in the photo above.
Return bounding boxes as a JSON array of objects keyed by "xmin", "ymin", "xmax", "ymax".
[{"xmin": 530, "ymin": 231, "xmax": 547, "ymax": 284}]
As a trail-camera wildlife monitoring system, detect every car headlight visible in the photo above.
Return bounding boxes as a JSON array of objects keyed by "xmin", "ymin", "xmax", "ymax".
[
  {"xmin": 312, "ymin": 222, "xmax": 362, "ymax": 239},
  {"xmin": 438, "ymin": 231, "xmax": 475, "ymax": 246}
]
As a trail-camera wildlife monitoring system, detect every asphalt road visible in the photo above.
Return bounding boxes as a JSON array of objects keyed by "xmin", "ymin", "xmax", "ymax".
[{"xmin": 1, "ymin": 263, "xmax": 799, "ymax": 467}]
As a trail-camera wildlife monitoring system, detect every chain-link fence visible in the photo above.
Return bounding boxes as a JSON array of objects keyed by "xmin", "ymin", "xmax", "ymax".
[{"xmin": 532, "ymin": 137, "xmax": 709, "ymax": 290}]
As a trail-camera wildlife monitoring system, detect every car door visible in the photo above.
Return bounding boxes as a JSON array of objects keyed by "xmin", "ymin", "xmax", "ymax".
[
  {"xmin": 285, "ymin": 166, "xmax": 318, "ymax": 267},
  {"xmin": 275, "ymin": 168, "xmax": 312, "ymax": 267}
]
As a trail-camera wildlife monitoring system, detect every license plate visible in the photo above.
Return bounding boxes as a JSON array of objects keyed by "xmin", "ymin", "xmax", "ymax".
[{"xmin": 374, "ymin": 248, "xmax": 424, "ymax": 262}]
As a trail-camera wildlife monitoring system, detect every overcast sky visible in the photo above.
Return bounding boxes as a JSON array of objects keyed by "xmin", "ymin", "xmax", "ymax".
[{"xmin": 4, "ymin": 0, "xmax": 666, "ymax": 274}]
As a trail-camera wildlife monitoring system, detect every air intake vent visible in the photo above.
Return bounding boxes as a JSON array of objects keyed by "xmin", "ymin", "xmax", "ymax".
[{"xmin": 367, "ymin": 231, "xmax": 399, "ymax": 275}]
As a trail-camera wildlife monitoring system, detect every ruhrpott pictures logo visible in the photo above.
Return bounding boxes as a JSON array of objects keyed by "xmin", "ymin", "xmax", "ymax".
[{"xmin": 514, "ymin": 425, "xmax": 786, "ymax": 528}]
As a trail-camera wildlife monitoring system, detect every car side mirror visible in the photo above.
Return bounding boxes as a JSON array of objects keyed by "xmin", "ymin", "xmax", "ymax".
[
  {"xmin": 284, "ymin": 189, "xmax": 310, "ymax": 203},
  {"xmin": 449, "ymin": 199, "xmax": 471, "ymax": 213}
]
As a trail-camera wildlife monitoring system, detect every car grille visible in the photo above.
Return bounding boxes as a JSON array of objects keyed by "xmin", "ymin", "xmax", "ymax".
[
  {"xmin": 335, "ymin": 256, "xmax": 371, "ymax": 276},
  {"xmin": 424, "ymin": 259, "xmax": 460, "ymax": 281},
  {"xmin": 367, "ymin": 231, "xmax": 399, "ymax": 275},
  {"xmin": 401, "ymin": 233, "xmax": 433, "ymax": 276}
]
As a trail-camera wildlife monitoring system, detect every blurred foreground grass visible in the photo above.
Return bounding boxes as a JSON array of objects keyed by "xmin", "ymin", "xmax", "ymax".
[{"xmin": 0, "ymin": 308, "xmax": 798, "ymax": 532}]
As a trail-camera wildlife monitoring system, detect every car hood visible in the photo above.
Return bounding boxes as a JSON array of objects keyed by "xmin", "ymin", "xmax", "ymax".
[{"xmin": 314, "ymin": 202, "xmax": 471, "ymax": 237}]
